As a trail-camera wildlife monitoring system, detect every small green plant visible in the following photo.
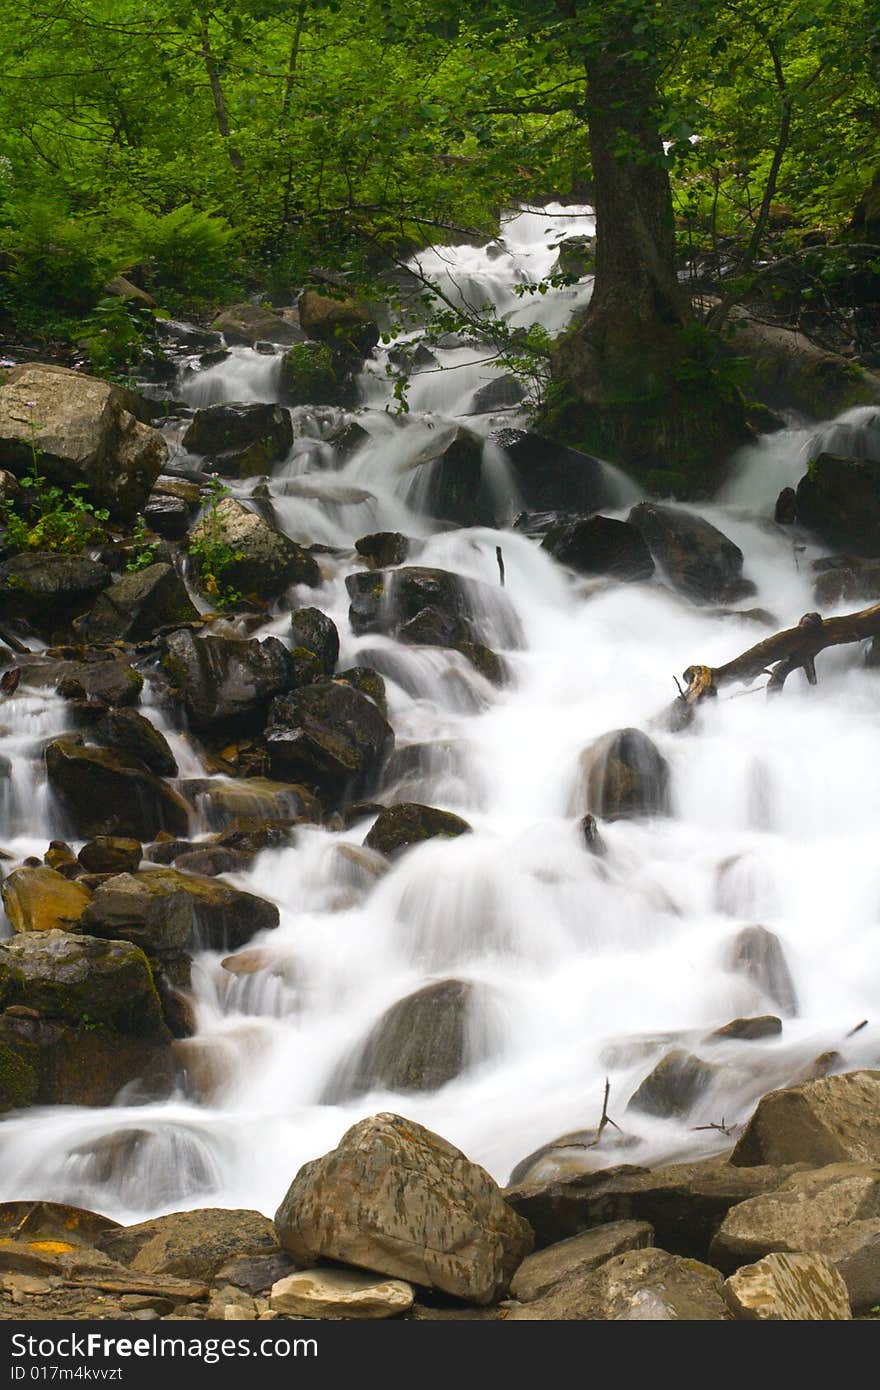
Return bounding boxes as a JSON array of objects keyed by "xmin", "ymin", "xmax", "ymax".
[
  {"xmin": 78, "ymin": 295, "xmax": 152, "ymax": 376},
  {"xmin": 0, "ymin": 405, "xmax": 109, "ymax": 553},
  {"xmin": 187, "ymin": 480, "xmax": 244, "ymax": 610},
  {"xmin": 126, "ymin": 516, "xmax": 158, "ymax": 572}
]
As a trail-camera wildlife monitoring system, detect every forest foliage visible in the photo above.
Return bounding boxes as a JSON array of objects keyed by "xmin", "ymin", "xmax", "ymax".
[{"xmin": 0, "ymin": 0, "xmax": 877, "ymax": 341}]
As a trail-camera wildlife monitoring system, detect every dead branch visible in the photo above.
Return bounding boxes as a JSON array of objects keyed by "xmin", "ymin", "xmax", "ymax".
[
  {"xmin": 691, "ymin": 1118, "xmax": 740, "ymax": 1137},
  {"xmin": 679, "ymin": 601, "xmax": 880, "ymax": 707},
  {"xmin": 496, "ymin": 545, "xmax": 506, "ymax": 588},
  {"xmin": 584, "ymin": 1077, "xmax": 622, "ymax": 1149}
]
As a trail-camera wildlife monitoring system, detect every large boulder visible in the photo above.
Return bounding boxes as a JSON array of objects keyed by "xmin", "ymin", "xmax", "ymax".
[
  {"xmin": 74, "ymin": 563, "xmax": 198, "ymax": 643},
  {"xmin": 179, "ymin": 776, "xmax": 318, "ymax": 831},
  {"xmin": 82, "ymin": 868, "xmax": 279, "ymax": 955},
  {"xmin": 54, "ymin": 659, "xmax": 143, "ymax": 709},
  {"xmin": 505, "ymin": 1154, "xmax": 806, "ymax": 1257},
  {"xmin": 211, "ymin": 304, "xmax": 304, "ymax": 347},
  {"xmin": 187, "ymin": 497, "xmax": 319, "ymax": 602},
  {"xmin": 347, "ymin": 566, "xmax": 471, "ymax": 639},
  {"xmin": 542, "ymin": 515, "xmax": 655, "ymax": 581},
  {"xmin": 709, "ymin": 1163, "xmax": 880, "ymax": 1312},
  {"xmin": 355, "ymin": 531, "xmax": 411, "ymax": 570},
  {"xmin": 97, "ymin": 1208, "xmax": 279, "ymax": 1280},
  {"xmin": 0, "ymin": 554, "xmax": 109, "ymax": 640},
  {"xmin": 628, "ymin": 503, "xmax": 753, "ymax": 604},
  {"xmin": 274, "ymin": 1112, "xmax": 533, "ymax": 1304},
  {"xmin": 45, "ymin": 737, "xmax": 190, "ymax": 840},
  {"xmin": 795, "ymin": 453, "xmax": 880, "ymax": 557},
  {"xmin": 298, "ymin": 289, "xmax": 379, "ymax": 359},
  {"xmin": 161, "ymin": 629, "xmax": 295, "ymax": 734},
  {"xmin": 0, "ymin": 1010, "xmax": 173, "ymax": 1109},
  {"xmin": 507, "ymin": 1246, "xmax": 728, "ymax": 1320},
  {"xmin": 265, "ymin": 680, "xmax": 394, "ymax": 802},
  {"xmin": 0, "ymin": 930, "xmax": 168, "ymax": 1040},
  {"xmin": 364, "ymin": 803, "xmax": 472, "ymax": 857},
  {"xmin": 182, "ymin": 404, "xmax": 293, "ymax": 479},
  {"xmin": 731, "ymin": 1070, "xmax": 880, "ymax": 1167},
  {"xmin": 1, "ymin": 867, "xmax": 91, "ymax": 934},
  {"xmin": 0, "ymin": 364, "xmax": 166, "ymax": 520},
  {"xmin": 322, "ymin": 979, "xmax": 485, "ymax": 1101},
  {"xmin": 77, "ymin": 838, "xmax": 143, "ymax": 876},
  {"xmin": 724, "ymin": 1252, "xmax": 851, "ymax": 1320},
  {"xmin": 578, "ymin": 728, "xmax": 670, "ymax": 821},
  {"xmin": 278, "ymin": 343, "xmax": 346, "ymax": 407}
]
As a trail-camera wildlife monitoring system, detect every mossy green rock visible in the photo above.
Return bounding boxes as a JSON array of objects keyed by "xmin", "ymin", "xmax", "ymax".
[
  {"xmin": 0, "ymin": 930, "xmax": 169, "ymax": 1040},
  {"xmin": 279, "ymin": 342, "xmax": 344, "ymax": 406},
  {"xmin": 182, "ymin": 403, "xmax": 293, "ymax": 479},
  {"xmin": 364, "ymin": 802, "xmax": 472, "ymax": 858},
  {"xmin": 84, "ymin": 867, "xmax": 279, "ymax": 953}
]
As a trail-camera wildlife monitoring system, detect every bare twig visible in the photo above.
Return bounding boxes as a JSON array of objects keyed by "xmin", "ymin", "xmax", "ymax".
[{"xmin": 496, "ymin": 545, "xmax": 505, "ymax": 588}]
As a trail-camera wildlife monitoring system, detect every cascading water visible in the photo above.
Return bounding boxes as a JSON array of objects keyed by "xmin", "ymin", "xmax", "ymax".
[{"xmin": 1, "ymin": 203, "xmax": 878, "ymax": 1222}]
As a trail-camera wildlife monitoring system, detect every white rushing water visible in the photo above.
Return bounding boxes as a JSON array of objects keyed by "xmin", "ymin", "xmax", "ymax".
[{"xmin": 0, "ymin": 204, "xmax": 878, "ymax": 1221}]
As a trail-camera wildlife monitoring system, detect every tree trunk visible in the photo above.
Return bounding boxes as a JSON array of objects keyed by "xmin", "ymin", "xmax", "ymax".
[
  {"xmin": 545, "ymin": 30, "xmax": 751, "ymax": 497},
  {"xmin": 198, "ymin": 10, "xmax": 244, "ymax": 172}
]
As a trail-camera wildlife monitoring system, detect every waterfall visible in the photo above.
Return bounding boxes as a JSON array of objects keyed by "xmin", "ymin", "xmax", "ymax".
[{"xmin": 0, "ymin": 203, "xmax": 878, "ymax": 1223}]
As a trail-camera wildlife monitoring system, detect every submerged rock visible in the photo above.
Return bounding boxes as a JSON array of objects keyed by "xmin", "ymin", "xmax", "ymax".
[
  {"xmin": 322, "ymin": 979, "xmax": 484, "ymax": 1100},
  {"xmin": 364, "ymin": 803, "xmax": 472, "ymax": 858},
  {"xmin": 489, "ymin": 429, "xmax": 617, "ymax": 518},
  {"xmin": 724, "ymin": 925, "xmax": 799, "ymax": 1017},
  {"xmin": 274, "ymin": 1112, "xmax": 533, "ymax": 1304},
  {"xmin": 579, "ymin": 727, "xmax": 670, "ymax": 821},
  {"xmin": 626, "ymin": 1048, "xmax": 718, "ymax": 1120},
  {"xmin": 628, "ymin": 502, "xmax": 753, "ymax": 603}
]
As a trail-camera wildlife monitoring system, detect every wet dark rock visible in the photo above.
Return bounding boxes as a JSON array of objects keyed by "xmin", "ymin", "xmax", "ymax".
[
  {"xmin": 774, "ymin": 487, "xmax": 798, "ymax": 524},
  {"xmin": 73, "ymin": 562, "xmax": 199, "ymax": 643},
  {"xmin": 278, "ymin": 342, "xmax": 347, "ymax": 407},
  {"xmin": 724, "ymin": 925, "xmax": 799, "ymax": 1017},
  {"xmin": 45, "ymin": 736, "xmax": 190, "ymax": 840},
  {"xmin": 796, "ymin": 453, "xmax": 880, "ymax": 556},
  {"xmin": 542, "ymin": 515, "xmax": 654, "ymax": 581},
  {"xmin": 387, "ymin": 342, "xmax": 437, "ymax": 371},
  {"xmin": 187, "ymin": 496, "xmax": 320, "ymax": 601},
  {"xmin": 0, "ymin": 554, "xmax": 109, "ymax": 639},
  {"xmin": 408, "ymin": 427, "xmax": 489, "ymax": 526},
  {"xmin": 161, "ymin": 629, "xmax": 295, "ymax": 734},
  {"xmin": 322, "ymin": 979, "xmax": 483, "ymax": 1101},
  {"xmin": 627, "ymin": 1048, "xmax": 718, "ymax": 1120},
  {"xmin": 457, "ymin": 641, "xmax": 507, "ymax": 686},
  {"xmin": 364, "ymin": 802, "xmax": 472, "ymax": 858},
  {"xmin": 289, "ymin": 607, "xmax": 339, "ymax": 675},
  {"xmin": 628, "ymin": 503, "xmax": 754, "ymax": 603},
  {"xmin": 811, "ymin": 555, "xmax": 880, "ymax": 606},
  {"xmin": 172, "ymin": 846, "xmax": 252, "ymax": 877},
  {"xmin": 0, "ymin": 1009, "xmax": 174, "ymax": 1109},
  {"xmin": 580, "ymin": 814, "xmax": 605, "ymax": 855},
  {"xmin": 470, "ymin": 374, "xmax": 525, "ymax": 414},
  {"xmin": 707, "ymin": 1015, "xmax": 783, "ymax": 1043},
  {"xmin": 265, "ymin": 680, "xmax": 394, "ymax": 802},
  {"xmin": 347, "ymin": 566, "xmax": 473, "ymax": 640},
  {"xmin": 91, "ymin": 708, "xmax": 178, "ymax": 778},
  {"xmin": 337, "ymin": 666, "xmax": 388, "ymax": 716},
  {"xmin": 82, "ymin": 867, "xmax": 279, "ymax": 955},
  {"xmin": 182, "ymin": 404, "xmax": 293, "ymax": 479},
  {"xmin": 489, "ymin": 428, "xmax": 617, "ymax": 518},
  {"xmin": 579, "ymin": 727, "xmax": 670, "ymax": 821},
  {"xmin": 77, "ymin": 838, "xmax": 143, "ymax": 876},
  {"xmin": 289, "ymin": 646, "xmax": 323, "ymax": 686},
  {"xmin": 56, "ymin": 660, "xmax": 143, "ymax": 709},
  {"xmin": 398, "ymin": 605, "xmax": 472, "ymax": 649},
  {"xmin": 355, "ymin": 532, "xmax": 410, "ymax": 569},
  {"xmin": 143, "ymin": 493, "xmax": 192, "ymax": 541}
]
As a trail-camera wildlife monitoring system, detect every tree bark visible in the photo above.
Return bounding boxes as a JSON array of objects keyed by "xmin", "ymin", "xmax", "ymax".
[{"xmin": 198, "ymin": 9, "xmax": 244, "ymax": 172}]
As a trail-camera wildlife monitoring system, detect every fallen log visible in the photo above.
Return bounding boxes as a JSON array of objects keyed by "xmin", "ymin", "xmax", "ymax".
[{"xmin": 674, "ymin": 601, "xmax": 880, "ymax": 713}]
